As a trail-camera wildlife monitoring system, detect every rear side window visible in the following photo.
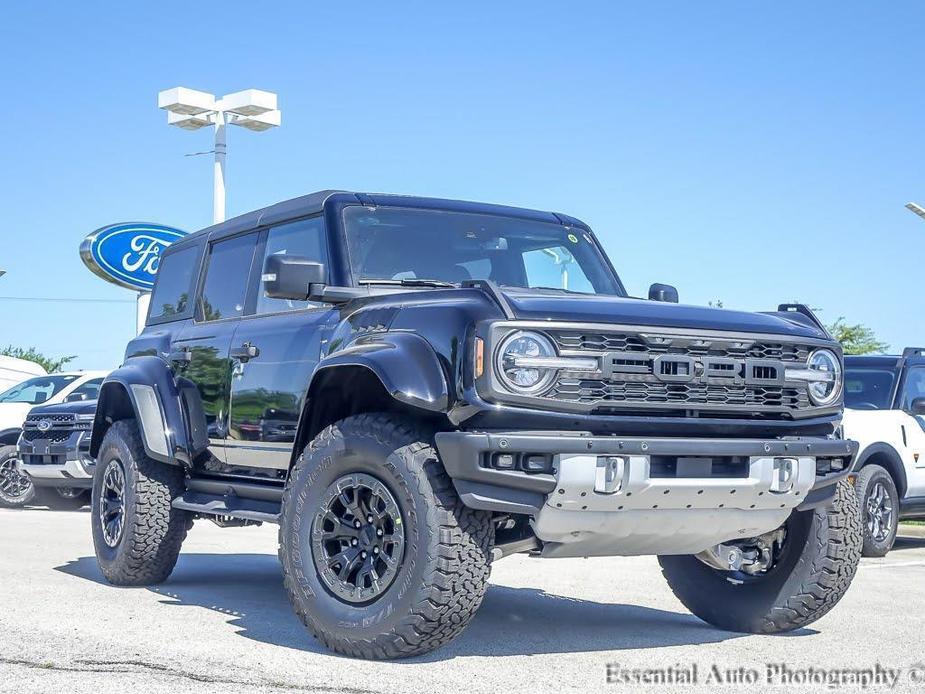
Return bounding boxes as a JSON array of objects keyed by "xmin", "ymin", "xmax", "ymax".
[
  {"xmin": 199, "ymin": 233, "xmax": 258, "ymax": 321},
  {"xmin": 148, "ymin": 245, "xmax": 199, "ymax": 322}
]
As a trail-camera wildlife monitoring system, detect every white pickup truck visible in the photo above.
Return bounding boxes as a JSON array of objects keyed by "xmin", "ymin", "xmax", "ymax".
[
  {"xmin": 842, "ymin": 348, "xmax": 925, "ymax": 556},
  {"xmin": 0, "ymin": 370, "xmax": 108, "ymax": 508}
]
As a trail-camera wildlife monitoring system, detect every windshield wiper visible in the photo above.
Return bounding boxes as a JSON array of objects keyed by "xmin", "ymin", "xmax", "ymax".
[
  {"xmin": 504, "ymin": 285, "xmax": 591, "ymax": 296},
  {"xmin": 358, "ymin": 278, "xmax": 457, "ymax": 289}
]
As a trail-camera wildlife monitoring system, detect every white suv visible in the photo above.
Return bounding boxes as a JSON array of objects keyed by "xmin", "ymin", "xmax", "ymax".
[
  {"xmin": 0, "ymin": 371, "xmax": 108, "ymax": 508},
  {"xmin": 842, "ymin": 349, "xmax": 925, "ymax": 556}
]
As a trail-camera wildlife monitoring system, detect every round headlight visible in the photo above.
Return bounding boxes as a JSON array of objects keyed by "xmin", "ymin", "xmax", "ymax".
[
  {"xmin": 806, "ymin": 348, "xmax": 842, "ymax": 406},
  {"xmin": 495, "ymin": 331, "xmax": 557, "ymax": 395}
]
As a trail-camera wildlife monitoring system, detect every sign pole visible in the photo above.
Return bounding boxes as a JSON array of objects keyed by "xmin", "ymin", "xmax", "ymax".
[
  {"xmin": 213, "ymin": 112, "xmax": 226, "ymax": 224},
  {"xmin": 136, "ymin": 291, "xmax": 150, "ymax": 335}
]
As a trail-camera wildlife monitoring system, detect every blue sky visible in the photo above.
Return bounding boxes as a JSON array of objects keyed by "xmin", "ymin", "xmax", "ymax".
[{"xmin": 1, "ymin": 2, "xmax": 923, "ymax": 370}]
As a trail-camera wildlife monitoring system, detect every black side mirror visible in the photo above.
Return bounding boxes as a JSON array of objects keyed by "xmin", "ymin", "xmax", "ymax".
[
  {"xmin": 910, "ymin": 397, "xmax": 925, "ymax": 416},
  {"xmin": 262, "ymin": 255, "xmax": 326, "ymax": 301},
  {"xmin": 65, "ymin": 392, "xmax": 88, "ymax": 403},
  {"xmin": 648, "ymin": 283, "xmax": 679, "ymax": 303}
]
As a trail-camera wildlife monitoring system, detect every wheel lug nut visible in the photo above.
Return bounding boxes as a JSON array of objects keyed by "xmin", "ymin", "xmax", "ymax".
[
  {"xmin": 373, "ymin": 547, "xmax": 380, "ymax": 555},
  {"xmin": 361, "ymin": 551, "xmax": 367, "ymax": 558},
  {"xmin": 351, "ymin": 538, "xmax": 358, "ymax": 546},
  {"xmin": 354, "ymin": 520, "xmax": 361, "ymax": 528},
  {"xmin": 367, "ymin": 515, "xmax": 373, "ymax": 524},
  {"xmin": 376, "ymin": 528, "xmax": 383, "ymax": 537}
]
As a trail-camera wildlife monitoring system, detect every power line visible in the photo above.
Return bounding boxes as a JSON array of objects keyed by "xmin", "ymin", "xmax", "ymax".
[{"xmin": 0, "ymin": 296, "xmax": 134, "ymax": 304}]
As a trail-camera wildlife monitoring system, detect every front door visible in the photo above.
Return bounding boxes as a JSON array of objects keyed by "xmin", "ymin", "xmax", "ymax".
[
  {"xmin": 898, "ymin": 366, "xmax": 925, "ymax": 496},
  {"xmin": 175, "ymin": 230, "xmax": 259, "ymax": 474},
  {"xmin": 225, "ymin": 215, "xmax": 334, "ymax": 480}
]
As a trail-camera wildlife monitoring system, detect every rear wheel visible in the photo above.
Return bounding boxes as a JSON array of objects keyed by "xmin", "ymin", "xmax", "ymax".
[
  {"xmin": 279, "ymin": 413, "xmax": 494, "ymax": 659},
  {"xmin": 659, "ymin": 479, "xmax": 861, "ymax": 633},
  {"xmin": 854, "ymin": 464, "xmax": 899, "ymax": 557},
  {"xmin": 0, "ymin": 445, "xmax": 35, "ymax": 508},
  {"xmin": 91, "ymin": 420, "xmax": 192, "ymax": 586}
]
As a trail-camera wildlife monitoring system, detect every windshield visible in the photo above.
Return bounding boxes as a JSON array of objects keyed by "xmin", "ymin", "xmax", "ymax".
[
  {"xmin": 844, "ymin": 368, "xmax": 898, "ymax": 410},
  {"xmin": 0, "ymin": 375, "xmax": 78, "ymax": 404},
  {"xmin": 343, "ymin": 206, "xmax": 623, "ymax": 295}
]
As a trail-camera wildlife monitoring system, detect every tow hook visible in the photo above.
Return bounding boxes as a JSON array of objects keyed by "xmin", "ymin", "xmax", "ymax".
[{"xmin": 696, "ymin": 528, "xmax": 787, "ymax": 575}]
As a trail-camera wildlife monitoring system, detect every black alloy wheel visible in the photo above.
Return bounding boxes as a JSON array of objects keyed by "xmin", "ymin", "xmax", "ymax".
[
  {"xmin": 311, "ymin": 473, "xmax": 405, "ymax": 604},
  {"xmin": 99, "ymin": 459, "xmax": 127, "ymax": 547}
]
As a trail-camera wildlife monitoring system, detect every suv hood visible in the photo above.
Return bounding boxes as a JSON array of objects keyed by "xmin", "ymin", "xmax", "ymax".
[
  {"xmin": 27, "ymin": 400, "xmax": 98, "ymax": 417},
  {"xmin": 501, "ymin": 290, "xmax": 828, "ymax": 340}
]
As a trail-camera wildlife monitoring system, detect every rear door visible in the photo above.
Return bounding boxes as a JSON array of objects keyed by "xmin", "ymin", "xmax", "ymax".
[
  {"xmin": 225, "ymin": 215, "xmax": 335, "ymax": 479},
  {"xmin": 173, "ymin": 231, "xmax": 260, "ymax": 473}
]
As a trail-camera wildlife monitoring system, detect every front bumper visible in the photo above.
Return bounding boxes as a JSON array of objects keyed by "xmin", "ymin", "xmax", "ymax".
[
  {"xmin": 435, "ymin": 432, "xmax": 857, "ymax": 557},
  {"xmin": 16, "ymin": 432, "xmax": 95, "ymax": 489}
]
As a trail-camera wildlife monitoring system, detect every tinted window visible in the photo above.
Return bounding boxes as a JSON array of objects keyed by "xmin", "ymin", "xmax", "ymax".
[
  {"xmin": 256, "ymin": 217, "xmax": 327, "ymax": 314},
  {"xmin": 148, "ymin": 245, "xmax": 199, "ymax": 321},
  {"xmin": 844, "ymin": 368, "xmax": 898, "ymax": 410},
  {"xmin": 0, "ymin": 375, "xmax": 78, "ymax": 404},
  {"xmin": 901, "ymin": 367, "xmax": 925, "ymax": 411},
  {"xmin": 343, "ymin": 206, "xmax": 621, "ymax": 295},
  {"xmin": 199, "ymin": 234, "xmax": 258, "ymax": 321},
  {"xmin": 70, "ymin": 378, "xmax": 104, "ymax": 400}
]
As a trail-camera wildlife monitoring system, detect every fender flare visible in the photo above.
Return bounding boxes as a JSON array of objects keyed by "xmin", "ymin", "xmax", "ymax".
[
  {"xmin": 852, "ymin": 441, "xmax": 908, "ymax": 497},
  {"xmin": 0, "ymin": 428, "xmax": 22, "ymax": 446},
  {"xmin": 90, "ymin": 356, "xmax": 193, "ymax": 466},
  {"xmin": 310, "ymin": 332, "xmax": 450, "ymax": 413}
]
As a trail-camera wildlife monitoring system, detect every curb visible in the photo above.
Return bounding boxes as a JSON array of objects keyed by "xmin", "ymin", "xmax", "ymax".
[{"xmin": 898, "ymin": 523, "xmax": 925, "ymax": 539}]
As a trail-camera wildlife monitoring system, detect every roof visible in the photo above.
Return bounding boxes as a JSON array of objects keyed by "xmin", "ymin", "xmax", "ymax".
[
  {"xmin": 845, "ymin": 352, "xmax": 925, "ymax": 368},
  {"xmin": 169, "ymin": 190, "xmax": 587, "ymax": 249}
]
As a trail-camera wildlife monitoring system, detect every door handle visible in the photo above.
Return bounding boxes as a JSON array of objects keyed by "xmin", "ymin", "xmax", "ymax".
[
  {"xmin": 168, "ymin": 347, "xmax": 192, "ymax": 365},
  {"xmin": 230, "ymin": 342, "xmax": 260, "ymax": 362}
]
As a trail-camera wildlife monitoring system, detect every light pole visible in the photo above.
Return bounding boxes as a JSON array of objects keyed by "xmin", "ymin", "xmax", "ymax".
[
  {"xmin": 905, "ymin": 202, "xmax": 925, "ymax": 221},
  {"xmin": 157, "ymin": 87, "xmax": 281, "ymax": 224}
]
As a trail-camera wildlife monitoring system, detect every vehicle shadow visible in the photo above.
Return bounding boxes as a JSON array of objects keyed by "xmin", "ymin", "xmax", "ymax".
[
  {"xmin": 56, "ymin": 553, "xmax": 799, "ymax": 659},
  {"xmin": 890, "ymin": 535, "xmax": 925, "ymax": 551}
]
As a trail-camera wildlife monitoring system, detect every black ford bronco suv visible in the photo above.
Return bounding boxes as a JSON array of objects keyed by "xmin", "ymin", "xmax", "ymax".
[{"xmin": 88, "ymin": 191, "xmax": 861, "ymax": 659}]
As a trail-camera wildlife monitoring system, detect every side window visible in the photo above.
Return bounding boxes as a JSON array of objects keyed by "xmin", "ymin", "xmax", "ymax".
[
  {"xmin": 70, "ymin": 378, "xmax": 104, "ymax": 400},
  {"xmin": 148, "ymin": 245, "xmax": 199, "ymax": 322},
  {"xmin": 522, "ymin": 245, "xmax": 595, "ymax": 293},
  {"xmin": 256, "ymin": 217, "xmax": 327, "ymax": 314},
  {"xmin": 199, "ymin": 233, "xmax": 258, "ymax": 322},
  {"xmin": 901, "ymin": 368, "xmax": 925, "ymax": 411}
]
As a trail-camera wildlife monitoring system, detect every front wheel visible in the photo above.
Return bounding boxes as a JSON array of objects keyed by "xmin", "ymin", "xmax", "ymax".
[
  {"xmin": 279, "ymin": 414, "xmax": 494, "ymax": 659},
  {"xmin": 91, "ymin": 420, "xmax": 192, "ymax": 586},
  {"xmin": 855, "ymin": 464, "xmax": 899, "ymax": 557},
  {"xmin": 0, "ymin": 445, "xmax": 35, "ymax": 508},
  {"xmin": 658, "ymin": 479, "xmax": 861, "ymax": 633}
]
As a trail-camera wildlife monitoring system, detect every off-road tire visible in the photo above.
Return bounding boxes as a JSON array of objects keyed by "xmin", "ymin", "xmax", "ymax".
[
  {"xmin": 0, "ymin": 445, "xmax": 35, "ymax": 508},
  {"xmin": 279, "ymin": 413, "xmax": 494, "ymax": 659},
  {"xmin": 36, "ymin": 487, "xmax": 90, "ymax": 511},
  {"xmin": 91, "ymin": 420, "xmax": 192, "ymax": 586},
  {"xmin": 658, "ymin": 479, "xmax": 861, "ymax": 633},
  {"xmin": 854, "ymin": 464, "xmax": 899, "ymax": 557}
]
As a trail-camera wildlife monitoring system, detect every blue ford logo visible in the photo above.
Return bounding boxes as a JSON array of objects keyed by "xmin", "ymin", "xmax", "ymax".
[{"xmin": 80, "ymin": 222, "xmax": 187, "ymax": 291}]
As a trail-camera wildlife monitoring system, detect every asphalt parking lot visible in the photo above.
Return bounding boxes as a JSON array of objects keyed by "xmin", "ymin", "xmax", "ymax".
[{"xmin": 2, "ymin": 507, "xmax": 924, "ymax": 694}]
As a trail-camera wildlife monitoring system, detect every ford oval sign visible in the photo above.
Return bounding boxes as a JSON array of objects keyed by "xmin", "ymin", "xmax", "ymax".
[{"xmin": 80, "ymin": 223, "xmax": 187, "ymax": 291}]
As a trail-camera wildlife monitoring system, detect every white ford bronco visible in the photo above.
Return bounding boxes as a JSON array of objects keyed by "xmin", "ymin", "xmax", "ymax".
[{"xmin": 842, "ymin": 349, "xmax": 925, "ymax": 555}]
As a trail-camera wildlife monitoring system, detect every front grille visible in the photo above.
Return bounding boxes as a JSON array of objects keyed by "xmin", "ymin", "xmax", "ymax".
[
  {"xmin": 21, "ymin": 430, "xmax": 73, "ymax": 443},
  {"xmin": 541, "ymin": 328, "xmax": 818, "ymax": 417},
  {"xmin": 22, "ymin": 413, "xmax": 87, "ymax": 443}
]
